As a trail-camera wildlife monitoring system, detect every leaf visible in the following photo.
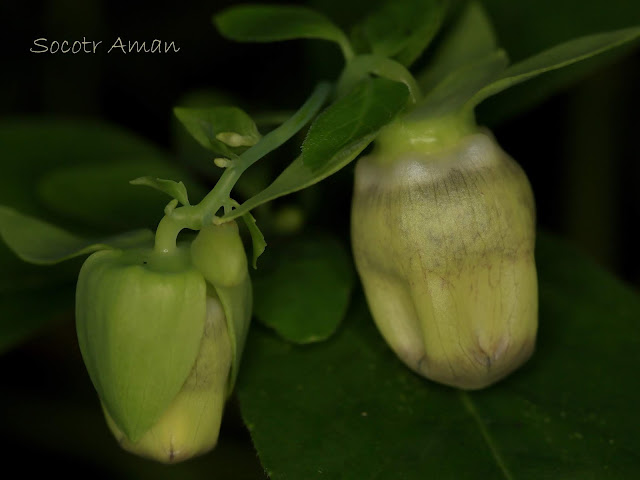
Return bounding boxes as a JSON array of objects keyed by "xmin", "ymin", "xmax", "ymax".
[
  {"xmin": 130, "ymin": 177, "xmax": 190, "ymax": 206},
  {"xmin": 37, "ymin": 159, "xmax": 207, "ymax": 232},
  {"xmin": 252, "ymin": 234, "xmax": 354, "ymax": 344},
  {"xmin": 468, "ymin": 26, "xmax": 640, "ymax": 108},
  {"xmin": 0, "ymin": 119, "xmax": 170, "ymax": 217},
  {"xmin": 478, "ymin": 0, "xmax": 640, "ymax": 123},
  {"xmin": 173, "ymin": 106, "xmax": 261, "ymax": 157},
  {"xmin": 239, "ymin": 211, "xmax": 266, "ymax": 269},
  {"xmin": 412, "ymin": 27, "xmax": 640, "ymax": 120},
  {"xmin": 418, "ymin": 1, "xmax": 500, "ymax": 93},
  {"xmin": 214, "ymin": 5, "xmax": 352, "ymax": 58},
  {"xmin": 0, "ymin": 206, "xmax": 153, "ymax": 265},
  {"xmin": 237, "ymin": 231, "xmax": 640, "ymax": 478},
  {"xmin": 410, "ymin": 50, "xmax": 508, "ymax": 119},
  {"xmin": 222, "ymin": 78, "xmax": 410, "ymax": 222},
  {"xmin": 351, "ymin": 0, "xmax": 446, "ymax": 66}
]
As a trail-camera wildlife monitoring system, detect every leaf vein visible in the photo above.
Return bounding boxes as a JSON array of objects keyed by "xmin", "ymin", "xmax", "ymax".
[{"xmin": 460, "ymin": 391, "xmax": 514, "ymax": 480}]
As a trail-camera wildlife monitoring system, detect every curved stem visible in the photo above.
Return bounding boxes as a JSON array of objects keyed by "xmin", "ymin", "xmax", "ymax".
[
  {"xmin": 154, "ymin": 215, "xmax": 183, "ymax": 254},
  {"xmin": 194, "ymin": 81, "xmax": 332, "ymax": 226},
  {"xmin": 337, "ymin": 54, "xmax": 422, "ymax": 102},
  {"xmin": 152, "ymin": 81, "xmax": 331, "ymax": 247}
]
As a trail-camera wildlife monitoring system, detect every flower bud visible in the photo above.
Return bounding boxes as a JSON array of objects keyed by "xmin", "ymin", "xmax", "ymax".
[
  {"xmin": 76, "ymin": 237, "xmax": 251, "ymax": 462},
  {"xmin": 191, "ymin": 222, "xmax": 247, "ymax": 287},
  {"xmin": 103, "ymin": 294, "xmax": 231, "ymax": 463},
  {"xmin": 351, "ymin": 121, "xmax": 537, "ymax": 390}
]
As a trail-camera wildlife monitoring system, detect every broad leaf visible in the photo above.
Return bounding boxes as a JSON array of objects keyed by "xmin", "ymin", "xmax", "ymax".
[
  {"xmin": 38, "ymin": 159, "xmax": 207, "ymax": 232},
  {"xmin": 237, "ymin": 232, "xmax": 640, "ymax": 479},
  {"xmin": 418, "ymin": 1, "xmax": 499, "ymax": 93},
  {"xmin": 130, "ymin": 177, "xmax": 190, "ymax": 206},
  {"xmin": 0, "ymin": 206, "xmax": 153, "ymax": 265},
  {"xmin": 351, "ymin": 0, "xmax": 446, "ymax": 66},
  {"xmin": 174, "ymin": 106, "xmax": 261, "ymax": 158},
  {"xmin": 252, "ymin": 234, "xmax": 354, "ymax": 344},
  {"xmin": 222, "ymin": 78, "xmax": 410, "ymax": 221},
  {"xmin": 215, "ymin": 5, "xmax": 352, "ymax": 58}
]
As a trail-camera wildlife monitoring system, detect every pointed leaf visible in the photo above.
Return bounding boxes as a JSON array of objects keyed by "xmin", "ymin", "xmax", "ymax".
[
  {"xmin": 418, "ymin": 1, "xmax": 500, "ymax": 92},
  {"xmin": 239, "ymin": 211, "xmax": 266, "ymax": 269},
  {"xmin": 130, "ymin": 177, "xmax": 190, "ymax": 206},
  {"xmin": 253, "ymin": 234, "xmax": 354, "ymax": 344},
  {"xmin": 173, "ymin": 106, "xmax": 261, "ymax": 157},
  {"xmin": 0, "ymin": 206, "xmax": 153, "ymax": 265},
  {"xmin": 238, "ymin": 232, "xmax": 640, "ymax": 479},
  {"xmin": 215, "ymin": 5, "xmax": 352, "ymax": 57},
  {"xmin": 222, "ymin": 78, "xmax": 410, "ymax": 221},
  {"xmin": 351, "ymin": 0, "xmax": 446, "ymax": 66},
  {"xmin": 468, "ymin": 26, "xmax": 640, "ymax": 108}
]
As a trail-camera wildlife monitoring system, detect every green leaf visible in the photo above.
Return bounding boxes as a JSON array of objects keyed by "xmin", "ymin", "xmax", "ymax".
[
  {"xmin": 478, "ymin": 0, "xmax": 640, "ymax": 123},
  {"xmin": 222, "ymin": 78, "xmax": 410, "ymax": 222},
  {"xmin": 418, "ymin": 1, "xmax": 500, "ymax": 93},
  {"xmin": 239, "ymin": 211, "xmax": 266, "ymax": 269},
  {"xmin": 0, "ymin": 119, "xmax": 168, "ymax": 219},
  {"xmin": 237, "ymin": 232, "xmax": 640, "ymax": 478},
  {"xmin": 252, "ymin": 234, "xmax": 354, "ymax": 344},
  {"xmin": 0, "ymin": 206, "xmax": 153, "ymax": 265},
  {"xmin": 413, "ymin": 27, "xmax": 640, "ymax": 120},
  {"xmin": 173, "ymin": 106, "xmax": 261, "ymax": 158},
  {"xmin": 410, "ymin": 50, "xmax": 508, "ymax": 119},
  {"xmin": 214, "ymin": 5, "xmax": 353, "ymax": 59},
  {"xmin": 130, "ymin": 177, "xmax": 190, "ymax": 206},
  {"xmin": 351, "ymin": 0, "xmax": 446, "ymax": 66},
  {"xmin": 38, "ymin": 159, "xmax": 207, "ymax": 232},
  {"xmin": 468, "ymin": 26, "xmax": 640, "ymax": 108}
]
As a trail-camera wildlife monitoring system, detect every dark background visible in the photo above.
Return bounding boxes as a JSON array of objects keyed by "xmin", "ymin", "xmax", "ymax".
[{"xmin": 1, "ymin": 0, "xmax": 638, "ymax": 477}]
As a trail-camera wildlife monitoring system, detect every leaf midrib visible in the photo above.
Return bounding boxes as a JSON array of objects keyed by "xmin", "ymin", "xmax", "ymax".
[{"xmin": 459, "ymin": 391, "xmax": 515, "ymax": 480}]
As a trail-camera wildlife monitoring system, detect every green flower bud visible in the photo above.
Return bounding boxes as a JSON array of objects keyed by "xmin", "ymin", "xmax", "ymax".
[
  {"xmin": 103, "ymin": 294, "xmax": 231, "ymax": 463},
  {"xmin": 351, "ymin": 119, "xmax": 537, "ymax": 390},
  {"xmin": 191, "ymin": 222, "xmax": 247, "ymax": 287},
  {"xmin": 76, "ymin": 230, "xmax": 251, "ymax": 462}
]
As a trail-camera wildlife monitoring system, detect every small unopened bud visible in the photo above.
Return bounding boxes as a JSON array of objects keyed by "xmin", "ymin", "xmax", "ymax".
[{"xmin": 191, "ymin": 221, "xmax": 247, "ymax": 287}]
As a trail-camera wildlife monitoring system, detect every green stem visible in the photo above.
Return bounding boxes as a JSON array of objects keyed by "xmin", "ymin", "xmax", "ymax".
[
  {"xmin": 337, "ymin": 54, "xmax": 422, "ymax": 102},
  {"xmin": 154, "ymin": 215, "xmax": 183, "ymax": 254},
  {"xmin": 195, "ymin": 81, "xmax": 331, "ymax": 226},
  {"xmin": 152, "ymin": 81, "xmax": 332, "ymax": 251}
]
